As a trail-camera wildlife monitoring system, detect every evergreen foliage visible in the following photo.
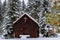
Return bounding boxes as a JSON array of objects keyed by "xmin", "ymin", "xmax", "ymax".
[{"xmin": 2, "ymin": 0, "xmax": 21, "ymax": 38}]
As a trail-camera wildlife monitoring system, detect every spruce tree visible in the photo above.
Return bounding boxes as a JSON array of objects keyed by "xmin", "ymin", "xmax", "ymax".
[
  {"xmin": 2, "ymin": 0, "xmax": 8, "ymax": 16},
  {"xmin": 0, "ymin": 0, "xmax": 3, "ymax": 26},
  {"xmin": 2, "ymin": 0, "xmax": 21, "ymax": 38},
  {"xmin": 19, "ymin": 0, "xmax": 26, "ymax": 15},
  {"xmin": 39, "ymin": 0, "xmax": 52, "ymax": 37},
  {"xmin": 0, "ymin": 0, "xmax": 9, "ymax": 35},
  {"xmin": 22, "ymin": 0, "xmax": 26, "ymax": 11},
  {"xmin": 25, "ymin": 0, "xmax": 40, "ymax": 21}
]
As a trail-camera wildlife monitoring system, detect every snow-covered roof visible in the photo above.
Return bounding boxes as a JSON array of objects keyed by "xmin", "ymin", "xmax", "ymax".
[{"xmin": 13, "ymin": 13, "xmax": 39, "ymax": 24}]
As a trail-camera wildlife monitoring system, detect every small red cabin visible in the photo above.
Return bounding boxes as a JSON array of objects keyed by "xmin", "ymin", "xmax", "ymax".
[{"xmin": 13, "ymin": 13, "xmax": 39, "ymax": 38}]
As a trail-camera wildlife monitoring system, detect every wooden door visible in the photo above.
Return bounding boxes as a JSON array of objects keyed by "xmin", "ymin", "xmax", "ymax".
[{"xmin": 23, "ymin": 24, "xmax": 28, "ymax": 35}]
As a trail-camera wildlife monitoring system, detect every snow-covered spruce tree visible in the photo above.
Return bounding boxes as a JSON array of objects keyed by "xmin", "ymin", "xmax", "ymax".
[
  {"xmin": 2, "ymin": 0, "xmax": 21, "ymax": 39},
  {"xmin": 0, "ymin": 0, "xmax": 8, "ymax": 34},
  {"xmin": 38, "ymin": 0, "xmax": 51, "ymax": 27},
  {"xmin": 25, "ymin": 0, "xmax": 51, "ymax": 21},
  {"xmin": 1, "ymin": 0, "xmax": 8, "ymax": 26},
  {"xmin": 0, "ymin": 0, "xmax": 3, "ymax": 26},
  {"xmin": 2, "ymin": 0, "xmax": 8, "ymax": 16},
  {"xmin": 0, "ymin": 0, "xmax": 3, "ymax": 34},
  {"xmin": 19, "ymin": 0, "xmax": 26, "ymax": 15},
  {"xmin": 25, "ymin": 0, "xmax": 40, "ymax": 21},
  {"xmin": 39, "ymin": 0, "xmax": 52, "ymax": 37},
  {"xmin": 21, "ymin": 0, "xmax": 26, "ymax": 11}
]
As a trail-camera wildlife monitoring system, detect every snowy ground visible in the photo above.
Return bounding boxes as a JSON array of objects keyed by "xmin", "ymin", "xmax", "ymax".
[{"xmin": 0, "ymin": 34, "xmax": 60, "ymax": 40}]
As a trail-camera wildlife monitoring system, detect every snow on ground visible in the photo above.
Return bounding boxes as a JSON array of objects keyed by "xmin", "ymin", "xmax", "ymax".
[
  {"xmin": 0, "ymin": 37, "xmax": 59, "ymax": 40},
  {"xmin": 0, "ymin": 33, "xmax": 60, "ymax": 40}
]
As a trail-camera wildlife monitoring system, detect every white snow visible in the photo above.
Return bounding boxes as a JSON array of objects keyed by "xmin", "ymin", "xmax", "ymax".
[
  {"xmin": 20, "ymin": 35, "xmax": 30, "ymax": 39},
  {"xmin": 0, "ymin": 33, "xmax": 60, "ymax": 40}
]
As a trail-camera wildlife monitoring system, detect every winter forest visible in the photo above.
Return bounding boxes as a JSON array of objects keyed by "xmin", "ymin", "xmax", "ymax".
[{"xmin": 0, "ymin": 0, "xmax": 60, "ymax": 39}]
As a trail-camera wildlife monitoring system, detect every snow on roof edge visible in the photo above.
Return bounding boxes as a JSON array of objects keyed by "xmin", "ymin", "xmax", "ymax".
[{"xmin": 13, "ymin": 13, "xmax": 39, "ymax": 24}]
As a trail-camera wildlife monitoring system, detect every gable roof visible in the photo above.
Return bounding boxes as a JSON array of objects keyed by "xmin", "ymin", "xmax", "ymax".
[{"xmin": 13, "ymin": 13, "xmax": 39, "ymax": 24}]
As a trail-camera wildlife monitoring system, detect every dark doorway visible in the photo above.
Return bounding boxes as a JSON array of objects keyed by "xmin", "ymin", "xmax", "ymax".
[{"xmin": 22, "ymin": 24, "xmax": 28, "ymax": 35}]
